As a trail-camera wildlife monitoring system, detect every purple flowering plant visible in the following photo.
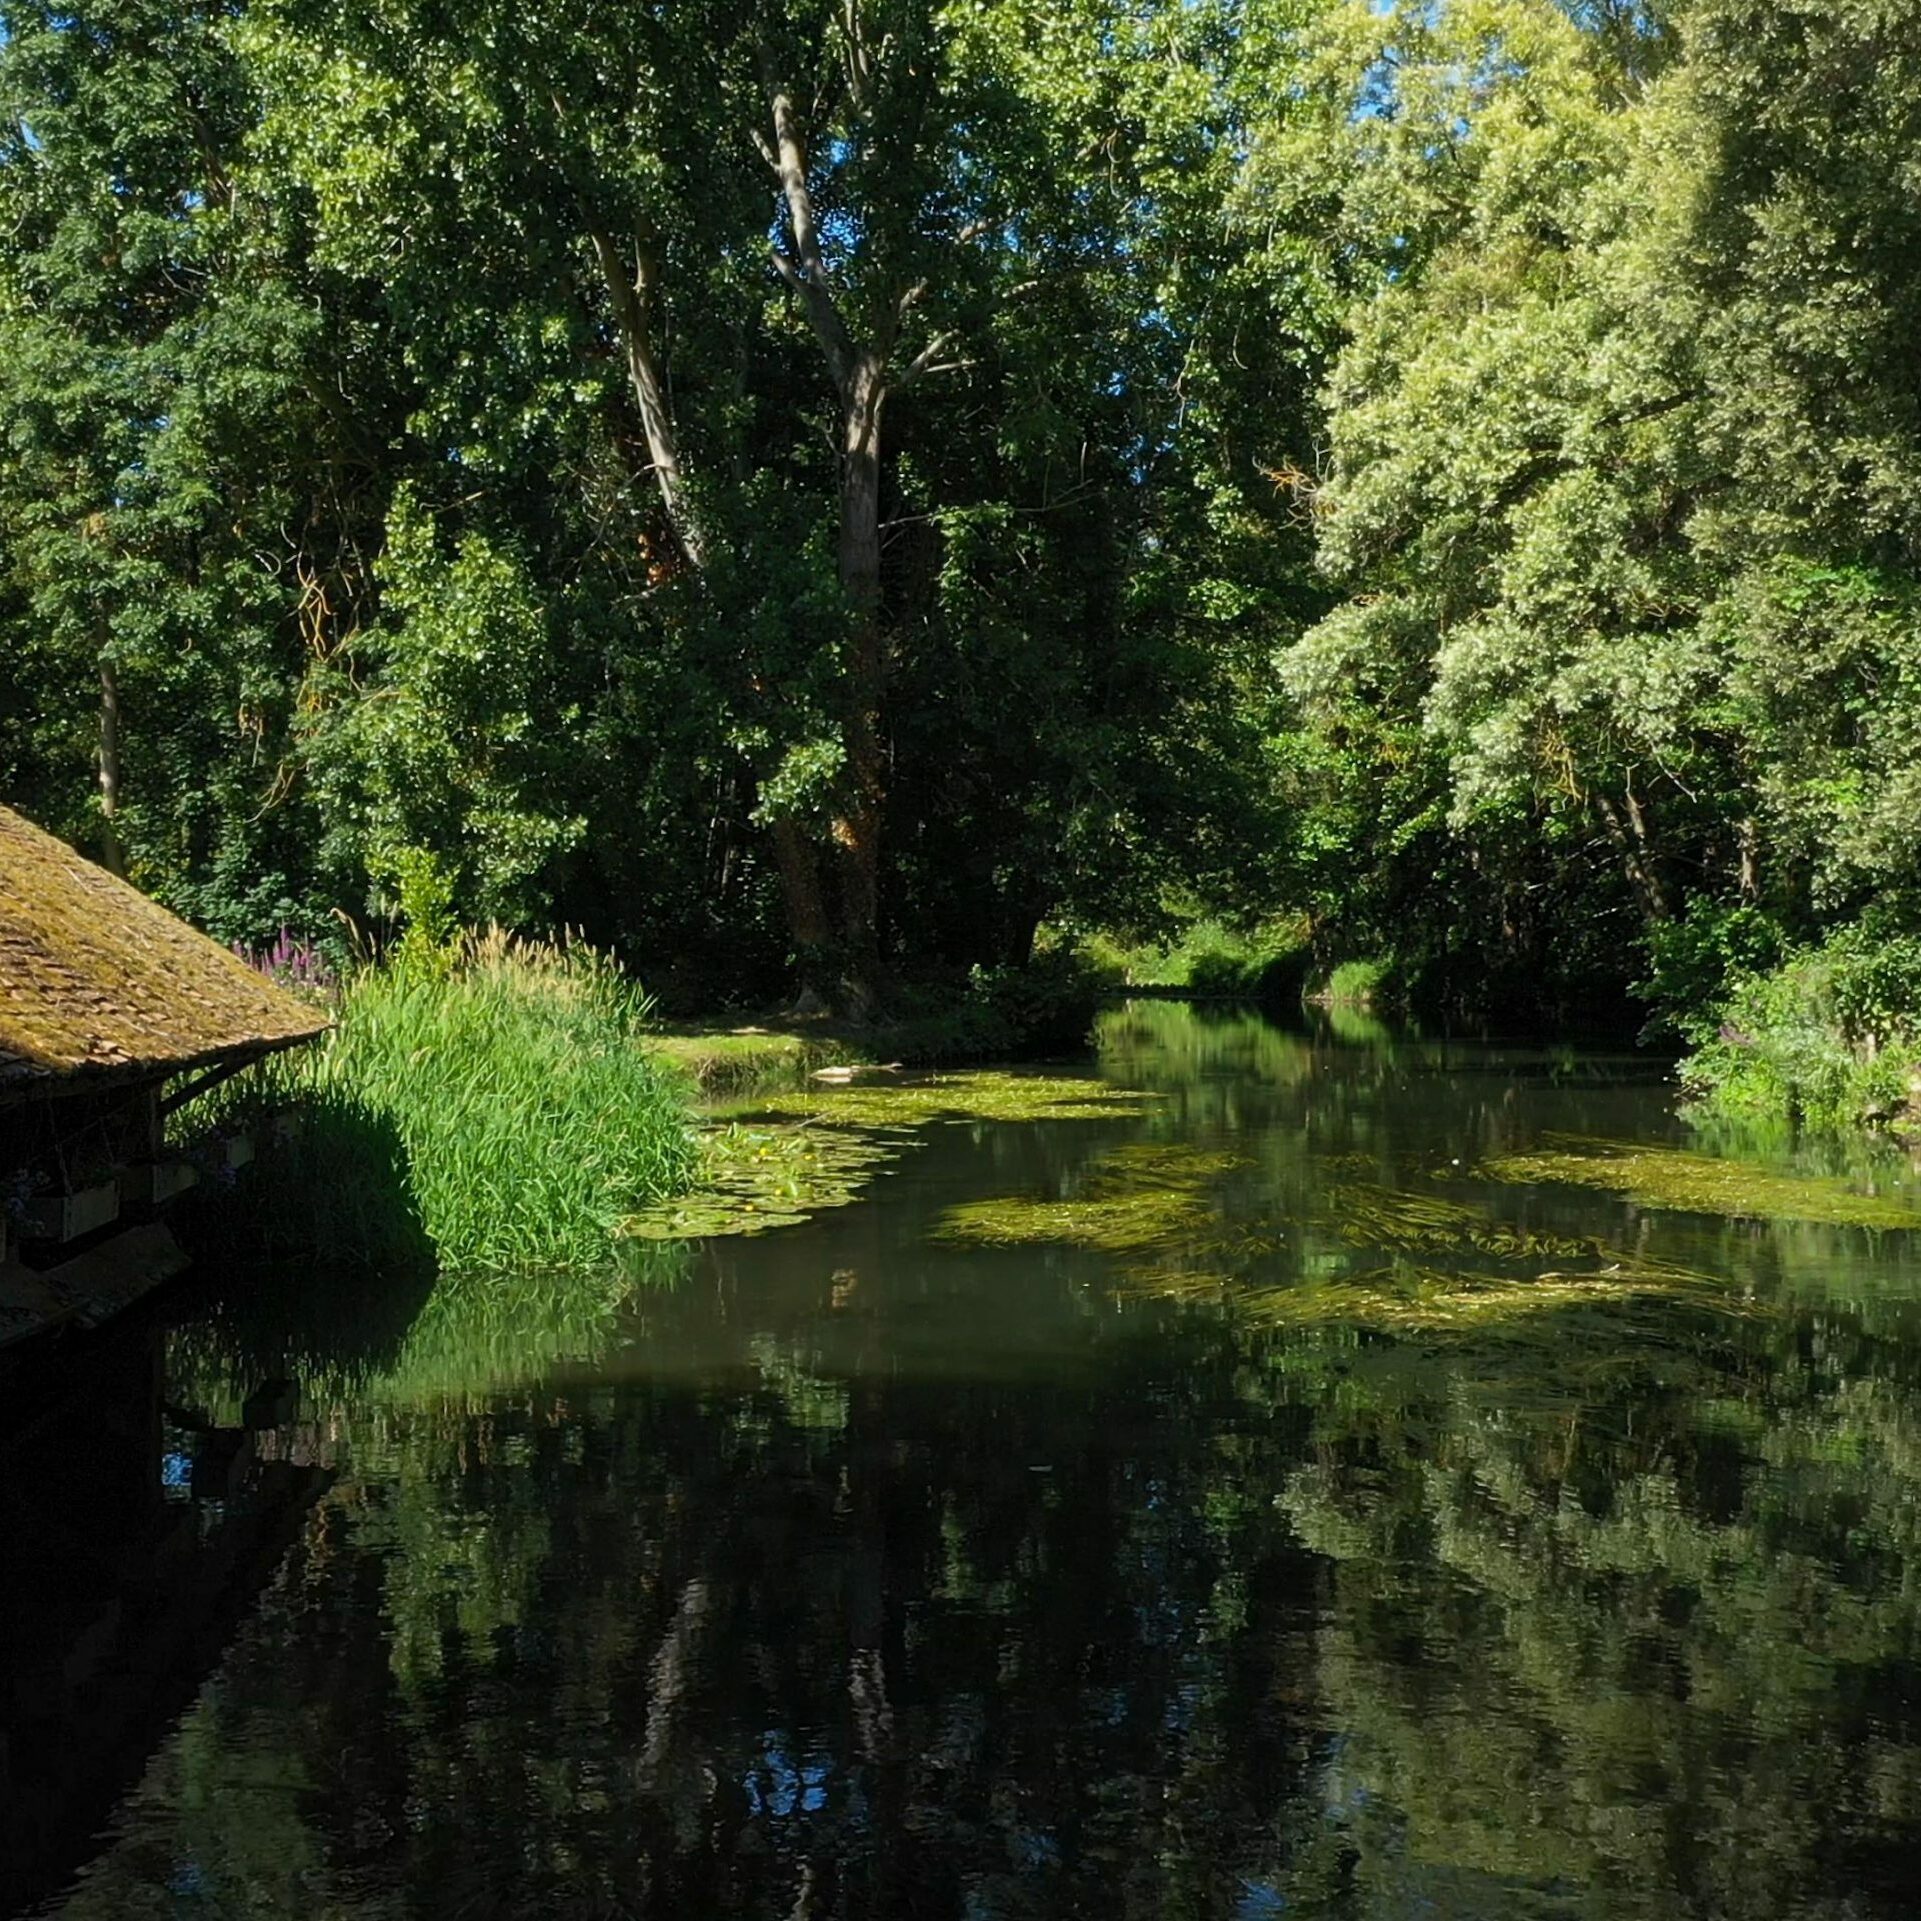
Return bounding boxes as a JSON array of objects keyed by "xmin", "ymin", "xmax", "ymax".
[{"xmin": 232, "ymin": 929, "xmax": 340, "ymax": 1004}]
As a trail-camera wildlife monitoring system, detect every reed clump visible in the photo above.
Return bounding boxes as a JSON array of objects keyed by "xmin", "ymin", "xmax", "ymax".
[{"xmin": 192, "ymin": 930, "xmax": 700, "ymax": 1274}]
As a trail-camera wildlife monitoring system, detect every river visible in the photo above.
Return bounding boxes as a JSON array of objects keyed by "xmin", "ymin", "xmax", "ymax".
[{"xmin": 13, "ymin": 1001, "xmax": 1921, "ymax": 1918}]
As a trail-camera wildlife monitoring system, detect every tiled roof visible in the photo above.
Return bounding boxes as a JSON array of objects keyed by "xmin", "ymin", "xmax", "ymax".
[{"xmin": 0, "ymin": 805, "xmax": 327, "ymax": 1102}]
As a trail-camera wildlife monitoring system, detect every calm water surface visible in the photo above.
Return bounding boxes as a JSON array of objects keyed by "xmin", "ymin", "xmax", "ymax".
[{"xmin": 16, "ymin": 1003, "xmax": 1921, "ymax": 1919}]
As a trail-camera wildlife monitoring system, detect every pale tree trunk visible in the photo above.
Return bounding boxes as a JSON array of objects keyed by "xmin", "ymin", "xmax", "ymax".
[
  {"xmin": 98, "ymin": 658, "xmax": 127, "ymax": 878},
  {"xmin": 759, "ymin": 62, "xmax": 954, "ymax": 1006},
  {"xmin": 1736, "ymin": 815, "xmax": 1759, "ymax": 901},
  {"xmin": 589, "ymin": 218, "xmax": 842, "ymax": 990},
  {"xmin": 580, "ymin": 38, "xmax": 958, "ymax": 1002},
  {"xmin": 589, "ymin": 227, "xmax": 704, "ymax": 571},
  {"xmin": 1595, "ymin": 788, "xmax": 1669, "ymax": 925}
]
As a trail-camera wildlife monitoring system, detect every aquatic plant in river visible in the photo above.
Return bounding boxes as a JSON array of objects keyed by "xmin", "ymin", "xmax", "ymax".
[
  {"xmin": 742, "ymin": 1071, "xmax": 1161, "ymax": 1129},
  {"xmin": 1480, "ymin": 1137, "xmax": 1921, "ymax": 1229},
  {"xmin": 630, "ymin": 1072, "xmax": 1163, "ymax": 1240},
  {"xmin": 935, "ymin": 1145, "xmax": 1243, "ymax": 1253},
  {"xmin": 628, "ymin": 1122, "xmax": 909, "ymax": 1239},
  {"xmin": 936, "ymin": 1142, "xmax": 1756, "ymax": 1346}
]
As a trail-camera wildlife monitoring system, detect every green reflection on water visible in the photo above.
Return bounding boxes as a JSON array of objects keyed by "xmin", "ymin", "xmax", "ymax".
[{"xmin": 41, "ymin": 1003, "xmax": 1921, "ymax": 1920}]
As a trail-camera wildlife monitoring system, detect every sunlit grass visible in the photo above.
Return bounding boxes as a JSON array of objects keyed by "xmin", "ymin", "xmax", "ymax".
[{"xmin": 188, "ymin": 932, "xmax": 701, "ymax": 1274}]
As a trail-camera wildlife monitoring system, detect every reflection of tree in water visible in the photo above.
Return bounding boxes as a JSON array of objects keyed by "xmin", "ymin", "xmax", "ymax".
[
  {"xmin": 58, "ymin": 1284, "xmax": 1921, "ymax": 1918},
  {"xmin": 62, "ymin": 1313, "xmax": 1328, "ymax": 1919},
  {"xmin": 1262, "ymin": 1304, "xmax": 1921, "ymax": 1919},
  {"xmin": 54, "ymin": 1012, "xmax": 1921, "ymax": 1919}
]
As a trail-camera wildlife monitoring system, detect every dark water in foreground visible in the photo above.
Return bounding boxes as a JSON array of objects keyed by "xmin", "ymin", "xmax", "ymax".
[{"xmin": 13, "ymin": 1003, "xmax": 1921, "ymax": 1919}]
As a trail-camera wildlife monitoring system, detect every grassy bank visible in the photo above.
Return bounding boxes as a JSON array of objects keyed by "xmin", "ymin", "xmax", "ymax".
[
  {"xmin": 1679, "ymin": 928, "xmax": 1921, "ymax": 1136},
  {"xmin": 1078, "ymin": 919, "xmax": 1311, "ymax": 1000},
  {"xmin": 183, "ymin": 933, "xmax": 700, "ymax": 1273},
  {"xmin": 645, "ymin": 1025, "xmax": 857, "ymax": 1094}
]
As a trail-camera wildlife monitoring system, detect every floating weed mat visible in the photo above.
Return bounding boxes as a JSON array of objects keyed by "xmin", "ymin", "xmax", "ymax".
[
  {"xmin": 629, "ymin": 1072, "xmax": 1161, "ymax": 1242},
  {"xmin": 1232, "ymin": 1252, "xmax": 1765, "ymax": 1340},
  {"xmin": 1479, "ymin": 1138, "xmax": 1921, "ymax": 1229},
  {"xmin": 626, "ymin": 1121, "xmax": 909, "ymax": 1239},
  {"xmin": 939, "ymin": 1152, "xmax": 1769, "ymax": 1344},
  {"xmin": 934, "ymin": 1145, "xmax": 1244, "ymax": 1253},
  {"xmin": 1316, "ymin": 1180, "xmax": 1597, "ymax": 1262},
  {"xmin": 739, "ymin": 1071, "xmax": 1161, "ymax": 1129}
]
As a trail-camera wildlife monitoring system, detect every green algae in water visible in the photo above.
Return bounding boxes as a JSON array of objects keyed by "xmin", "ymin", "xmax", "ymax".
[
  {"xmin": 1235, "ymin": 1252, "xmax": 1762, "ymax": 1340},
  {"xmin": 1316, "ymin": 1180, "xmax": 1598, "ymax": 1262},
  {"xmin": 626, "ymin": 1121, "xmax": 906, "ymax": 1239},
  {"xmin": 934, "ymin": 1147, "xmax": 1761, "ymax": 1344},
  {"xmin": 935, "ymin": 1144, "xmax": 1243, "ymax": 1253},
  {"xmin": 1481, "ymin": 1138, "xmax": 1921, "ymax": 1229},
  {"xmin": 742, "ymin": 1071, "xmax": 1160, "ymax": 1129},
  {"xmin": 631, "ymin": 1072, "xmax": 1162, "ymax": 1243}
]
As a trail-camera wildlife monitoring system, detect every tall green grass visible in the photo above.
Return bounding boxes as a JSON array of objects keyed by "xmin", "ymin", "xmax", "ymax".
[{"xmin": 189, "ymin": 932, "xmax": 700, "ymax": 1274}]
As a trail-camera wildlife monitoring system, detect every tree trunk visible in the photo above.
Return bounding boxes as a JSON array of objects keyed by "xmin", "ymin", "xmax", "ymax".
[
  {"xmin": 589, "ymin": 227, "xmax": 704, "ymax": 570},
  {"xmin": 833, "ymin": 352, "xmax": 886, "ymax": 986},
  {"xmin": 98, "ymin": 659, "xmax": 127, "ymax": 878},
  {"xmin": 1736, "ymin": 815, "xmax": 1759, "ymax": 902},
  {"xmin": 755, "ymin": 57, "xmax": 953, "ymax": 1002},
  {"xmin": 771, "ymin": 816, "xmax": 833, "ymax": 954},
  {"xmin": 1595, "ymin": 790, "xmax": 1668, "ymax": 925}
]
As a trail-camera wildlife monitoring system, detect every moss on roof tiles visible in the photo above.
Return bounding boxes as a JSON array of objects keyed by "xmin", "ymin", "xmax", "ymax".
[{"xmin": 0, "ymin": 804, "xmax": 327, "ymax": 1100}]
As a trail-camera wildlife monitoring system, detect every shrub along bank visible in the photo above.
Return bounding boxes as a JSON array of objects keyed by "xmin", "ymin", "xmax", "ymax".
[
  {"xmin": 1077, "ymin": 920, "xmax": 1312, "ymax": 1002},
  {"xmin": 1679, "ymin": 927, "xmax": 1921, "ymax": 1137}
]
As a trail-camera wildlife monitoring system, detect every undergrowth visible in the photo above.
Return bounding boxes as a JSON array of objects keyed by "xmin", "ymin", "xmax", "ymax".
[
  {"xmin": 1680, "ymin": 925, "xmax": 1921, "ymax": 1135},
  {"xmin": 1077, "ymin": 918, "xmax": 1310, "ymax": 999}
]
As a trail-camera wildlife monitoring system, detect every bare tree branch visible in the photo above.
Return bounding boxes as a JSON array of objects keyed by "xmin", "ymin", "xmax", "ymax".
[
  {"xmin": 896, "ymin": 331, "xmax": 961, "ymax": 389},
  {"xmin": 588, "ymin": 225, "xmax": 705, "ymax": 569}
]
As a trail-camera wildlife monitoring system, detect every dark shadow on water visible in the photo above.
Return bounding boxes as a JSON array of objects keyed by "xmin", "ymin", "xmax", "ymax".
[
  {"xmin": 0, "ymin": 1323, "xmax": 332, "ymax": 1920},
  {"xmin": 169, "ymin": 1090, "xmax": 438, "ymax": 1385}
]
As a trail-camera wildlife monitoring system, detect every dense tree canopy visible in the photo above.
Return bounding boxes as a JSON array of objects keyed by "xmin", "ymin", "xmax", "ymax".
[
  {"xmin": 3, "ymin": 0, "xmax": 1918, "ymax": 1033},
  {"xmin": 1272, "ymin": 0, "xmax": 1921, "ymax": 1026}
]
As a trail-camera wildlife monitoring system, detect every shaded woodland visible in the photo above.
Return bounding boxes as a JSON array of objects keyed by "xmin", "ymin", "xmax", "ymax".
[{"xmin": 4, "ymin": 0, "xmax": 1919, "ymax": 1064}]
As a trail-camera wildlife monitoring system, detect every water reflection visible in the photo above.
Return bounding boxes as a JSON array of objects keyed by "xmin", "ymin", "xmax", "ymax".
[
  {"xmin": 0, "ymin": 1328, "xmax": 330, "ymax": 1917},
  {"xmin": 24, "ymin": 1004, "xmax": 1921, "ymax": 1918}
]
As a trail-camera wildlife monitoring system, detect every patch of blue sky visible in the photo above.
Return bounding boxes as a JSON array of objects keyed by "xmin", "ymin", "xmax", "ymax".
[
  {"xmin": 743, "ymin": 1732, "xmax": 833, "ymax": 1820},
  {"xmin": 1237, "ymin": 1879, "xmax": 1289, "ymax": 1920}
]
